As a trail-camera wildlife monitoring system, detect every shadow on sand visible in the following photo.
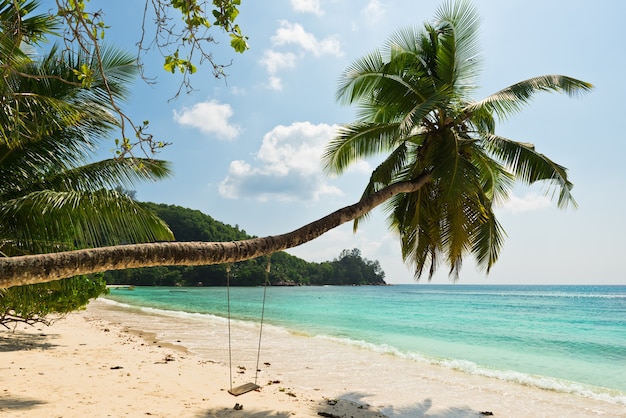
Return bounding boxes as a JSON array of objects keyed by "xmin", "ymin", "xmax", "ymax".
[
  {"xmin": 0, "ymin": 396, "xmax": 47, "ymax": 411},
  {"xmin": 0, "ymin": 331, "xmax": 59, "ymax": 352},
  {"xmin": 196, "ymin": 410, "xmax": 294, "ymax": 418},
  {"xmin": 195, "ymin": 393, "xmax": 486, "ymax": 418},
  {"xmin": 381, "ymin": 397, "xmax": 485, "ymax": 417}
]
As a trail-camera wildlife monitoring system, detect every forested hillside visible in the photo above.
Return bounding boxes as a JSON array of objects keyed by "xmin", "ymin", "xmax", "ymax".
[{"xmin": 104, "ymin": 203, "xmax": 386, "ymax": 286}]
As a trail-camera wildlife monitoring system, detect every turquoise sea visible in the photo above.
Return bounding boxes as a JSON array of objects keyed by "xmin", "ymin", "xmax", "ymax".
[{"xmin": 103, "ymin": 284, "xmax": 626, "ymax": 407}]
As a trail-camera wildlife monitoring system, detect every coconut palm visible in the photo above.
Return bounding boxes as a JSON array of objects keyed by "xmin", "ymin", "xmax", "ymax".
[
  {"xmin": 322, "ymin": 0, "xmax": 592, "ymax": 279},
  {"xmin": 0, "ymin": 11, "xmax": 174, "ymax": 321},
  {"xmin": 0, "ymin": 43, "xmax": 174, "ymax": 257},
  {"xmin": 0, "ymin": 0, "xmax": 592, "ymax": 288}
]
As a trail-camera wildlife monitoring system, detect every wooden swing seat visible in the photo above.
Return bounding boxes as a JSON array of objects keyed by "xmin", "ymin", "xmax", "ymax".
[
  {"xmin": 226, "ymin": 260, "xmax": 271, "ymax": 397},
  {"xmin": 228, "ymin": 382, "xmax": 260, "ymax": 396}
]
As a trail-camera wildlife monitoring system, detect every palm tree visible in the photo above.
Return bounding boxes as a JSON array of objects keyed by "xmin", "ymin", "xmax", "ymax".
[
  {"xmin": 0, "ymin": 0, "xmax": 592, "ymax": 288},
  {"xmin": 323, "ymin": 0, "xmax": 592, "ymax": 279},
  {"xmin": 0, "ymin": 9, "xmax": 174, "ymax": 317},
  {"xmin": 0, "ymin": 43, "xmax": 174, "ymax": 256}
]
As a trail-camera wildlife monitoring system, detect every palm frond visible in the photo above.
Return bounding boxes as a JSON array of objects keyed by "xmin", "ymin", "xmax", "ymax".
[
  {"xmin": 77, "ymin": 44, "xmax": 138, "ymax": 105},
  {"xmin": 0, "ymin": 189, "xmax": 174, "ymax": 255},
  {"xmin": 433, "ymin": 0, "xmax": 482, "ymax": 91},
  {"xmin": 385, "ymin": 26, "xmax": 423, "ymax": 59},
  {"xmin": 42, "ymin": 158, "xmax": 172, "ymax": 193},
  {"xmin": 336, "ymin": 50, "xmax": 385, "ymax": 105},
  {"xmin": 0, "ymin": 93, "xmax": 88, "ymax": 149},
  {"xmin": 467, "ymin": 75, "xmax": 593, "ymax": 120},
  {"xmin": 337, "ymin": 44, "xmax": 435, "ymax": 112},
  {"xmin": 352, "ymin": 143, "xmax": 413, "ymax": 232},
  {"xmin": 0, "ymin": 0, "xmax": 59, "ymax": 47},
  {"xmin": 471, "ymin": 205, "xmax": 506, "ymax": 274},
  {"xmin": 369, "ymin": 143, "xmax": 413, "ymax": 190},
  {"xmin": 0, "ymin": 44, "xmax": 123, "ymax": 150},
  {"xmin": 483, "ymin": 133, "xmax": 576, "ymax": 208},
  {"xmin": 323, "ymin": 122, "xmax": 404, "ymax": 174},
  {"xmin": 469, "ymin": 145, "xmax": 514, "ymax": 206},
  {"xmin": 388, "ymin": 184, "xmax": 442, "ymax": 280},
  {"xmin": 34, "ymin": 44, "xmax": 136, "ymax": 115}
]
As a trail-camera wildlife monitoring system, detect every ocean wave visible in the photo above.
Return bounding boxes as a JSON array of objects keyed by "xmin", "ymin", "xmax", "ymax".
[
  {"xmin": 310, "ymin": 332, "xmax": 626, "ymax": 406},
  {"xmin": 98, "ymin": 297, "xmax": 134, "ymax": 308},
  {"xmin": 100, "ymin": 297, "xmax": 296, "ymax": 335},
  {"xmin": 437, "ymin": 358, "xmax": 626, "ymax": 406},
  {"xmin": 100, "ymin": 297, "xmax": 228, "ymax": 324}
]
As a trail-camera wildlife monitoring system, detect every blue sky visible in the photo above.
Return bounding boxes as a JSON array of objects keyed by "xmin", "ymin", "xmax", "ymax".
[{"xmin": 70, "ymin": 0, "xmax": 624, "ymax": 284}]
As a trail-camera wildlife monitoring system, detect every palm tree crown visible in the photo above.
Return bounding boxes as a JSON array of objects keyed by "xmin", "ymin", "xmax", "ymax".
[{"xmin": 323, "ymin": 0, "xmax": 592, "ymax": 280}]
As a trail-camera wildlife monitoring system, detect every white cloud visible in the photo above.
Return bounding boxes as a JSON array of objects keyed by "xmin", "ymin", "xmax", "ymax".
[
  {"xmin": 267, "ymin": 76, "xmax": 283, "ymax": 91},
  {"xmin": 219, "ymin": 122, "xmax": 343, "ymax": 201},
  {"xmin": 260, "ymin": 20, "xmax": 343, "ymax": 89},
  {"xmin": 500, "ymin": 193, "xmax": 552, "ymax": 213},
  {"xmin": 272, "ymin": 21, "xmax": 342, "ymax": 57},
  {"xmin": 290, "ymin": 0, "xmax": 324, "ymax": 16},
  {"xmin": 260, "ymin": 50, "xmax": 297, "ymax": 74},
  {"xmin": 260, "ymin": 50, "xmax": 297, "ymax": 91},
  {"xmin": 259, "ymin": 20, "xmax": 343, "ymax": 90},
  {"xmin": 362, "ymin": 0, "xmax": 386, "ymax": 24},
  {"xmin": 173, "ymin": 100, "xmax": 241, "ymax": 140}
]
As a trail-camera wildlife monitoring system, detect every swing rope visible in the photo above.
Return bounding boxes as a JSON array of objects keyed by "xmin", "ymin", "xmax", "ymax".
[
  {"xmin": 226, "ymin": 256, "xmax": 271, "ymax": 395},
  {"xmin": 226, "ymin": 264, "xmax": 233, "ymax": 392},
  {"xmin": 253, "ymin": 258, "xmax": 271, "ymax": 385}
]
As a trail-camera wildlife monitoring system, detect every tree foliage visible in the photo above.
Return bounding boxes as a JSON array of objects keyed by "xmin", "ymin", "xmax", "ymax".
[
  {"xmin": 0, "ymin": 37, "xmax": 174, "ymax": 257},
  {"xmin": 0, "ymin": 6, "xmax": 176, "ymax": 325},
  {"xmin": 2, "ymin": 0, "xmax": 248, "ymax": 159},
  {"xmin": 0, "ymin": 275, "xmax": 107, "ymax": 329},
  {"xmin": 54, "ymin": 0, "xmax": 248, "ymax": 156},
  {"xmin": 104, "ymin": 203, "xmax": 386, "ymax": 286},
  {"xmin": 323, "ymin": 0, "xmax": 592, "ymax": 280}
]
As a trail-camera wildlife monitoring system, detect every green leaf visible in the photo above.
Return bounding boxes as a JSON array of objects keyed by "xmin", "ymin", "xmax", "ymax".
[
  {"xmin": 164, "ymin": 59, "xmax": 176, "ymax": 74},
  {"xmin": 230, "ymin": 34, "xmax": 248, "ymax": 53}
]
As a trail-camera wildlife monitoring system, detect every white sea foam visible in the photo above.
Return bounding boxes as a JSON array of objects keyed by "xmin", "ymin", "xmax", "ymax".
[
  {"xmin": 98, "ymin": 297, "xmax": 130, "ymax": 307},
  {"xmin": 102, "ymin": 297, "xmax": 227, "ymax": 323},
  {"xmin": 437, "ymin": 358, "xmax": 626, "ymax": 406},
  {"xmin": 305, "ymin": 331, "xmax": 626, "ymax": 406}
]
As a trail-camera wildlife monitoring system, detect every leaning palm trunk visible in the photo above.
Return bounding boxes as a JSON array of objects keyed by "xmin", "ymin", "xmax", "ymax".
[{"xmin": 0, "ymin": 175, "xmax": 431, "ymax": 288}]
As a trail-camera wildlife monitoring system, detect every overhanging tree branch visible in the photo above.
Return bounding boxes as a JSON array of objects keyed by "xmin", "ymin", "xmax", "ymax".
[
  {"xmin": 0, "ymin": 174, "xmax": 431, "ymax": 288},
  {"xmin": 52, "ymin": 0, "xmax": 249, "ymax": 158}
]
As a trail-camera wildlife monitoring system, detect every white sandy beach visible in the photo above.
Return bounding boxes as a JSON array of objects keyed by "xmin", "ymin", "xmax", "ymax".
[{"xmin": 1, "ymin": 299, "xmax": 624, "ymax": 418}]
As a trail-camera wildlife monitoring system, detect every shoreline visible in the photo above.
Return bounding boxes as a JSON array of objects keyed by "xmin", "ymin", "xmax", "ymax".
[{"xmin": 1, "ymin": 299, "xmax": 625, "ymax": 417}]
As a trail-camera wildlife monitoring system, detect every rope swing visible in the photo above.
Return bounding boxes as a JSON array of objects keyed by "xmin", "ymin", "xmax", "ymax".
[{"xmin": 226, "ymin": 257, "xmax": 271, "ymax": 396}]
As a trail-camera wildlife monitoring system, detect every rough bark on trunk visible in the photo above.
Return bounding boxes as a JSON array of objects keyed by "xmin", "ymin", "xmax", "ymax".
[{"xmin": 0, "ymin": 175, "xmax": 430, "ymax": 288}]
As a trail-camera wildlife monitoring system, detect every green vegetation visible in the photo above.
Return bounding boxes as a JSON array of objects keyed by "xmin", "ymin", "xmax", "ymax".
[
  {"xmin": 0, "ymin": 5, "xmax": 174, "ymax": 326},
  {"xmin": 0, "ymin": 276, "xmax": 107, "ymax": 329},
  {"xmin": 104, "ymin": 203, "xmax": 387, "ymax": 287},
  {"xmin": 323, "ymin": 0, "xmax": 592, "ymax": 280}
]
